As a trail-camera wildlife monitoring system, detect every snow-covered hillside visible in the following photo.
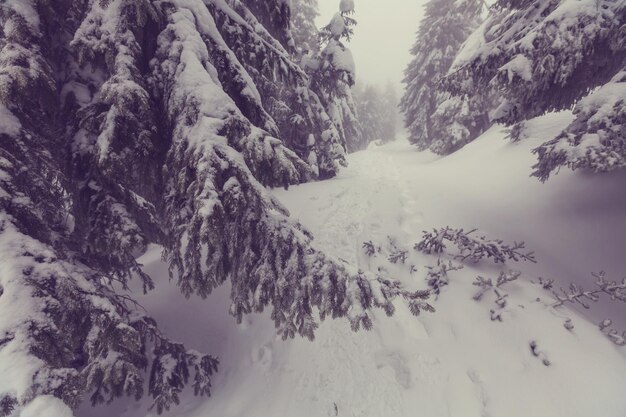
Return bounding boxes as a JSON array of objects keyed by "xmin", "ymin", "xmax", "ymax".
[{"xmin": 78, "ymin": 112, "xmax": 626, "ymax": 417}]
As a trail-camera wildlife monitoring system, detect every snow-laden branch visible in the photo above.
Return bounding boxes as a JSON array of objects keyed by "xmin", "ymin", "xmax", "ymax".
[
  {"xmin": 547, "ymin": 272, "xmax": 626, "ymax": 309},
  {"xmin": 415, "ymin": 227, "xmax": 536, "ymax": 264}
]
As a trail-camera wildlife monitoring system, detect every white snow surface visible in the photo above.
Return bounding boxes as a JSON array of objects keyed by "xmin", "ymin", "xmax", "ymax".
[
  {"xmin": 499, "ymin": 54, "xmax": 533, "ymax": 82},
  {"xmin": 21, "ymin": 395, "xmax": 74, "ymax": 417},
  {"xmin": 79, "ymin": 112, "xmax": 626, "ymax": 417}
]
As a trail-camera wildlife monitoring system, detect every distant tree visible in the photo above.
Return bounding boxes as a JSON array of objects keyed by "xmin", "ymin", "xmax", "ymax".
[
  {"xmin": 291, "ymin": 0, "xmax": 320, "ymax": 55},
  {"xmin": 446, "ymin": 0, "xmax": 626, "ymax": 178},
  {"xmin": 354, "ymin": 83, "xmax": 384, "ymax": 143},
  {"xmin": 400, "ymin": 0, "xmax": 487, "ymax": 154},
  {"xmin": 380, "ymin": 82, "xmax": 399, "ymax": 142},
  {"xmin": 304, "ymin": 1, "xmax": 365, "ymax": 153},
  {"xmin": 353, "ymin": 81, "xmax": 399, "ymax": 144}
]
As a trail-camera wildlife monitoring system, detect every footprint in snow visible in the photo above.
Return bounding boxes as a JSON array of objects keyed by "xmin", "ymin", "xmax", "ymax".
[
  {"xmin": 374, "ymin": 350, "xmax": 412, "ymax": 389},
  {"xmin": 445, "ymin": 370, "xmax": 486, "ymax": 417},
  {"xmin": 252, "ymin": 343, "xmax": 273, "ymax": 371}
]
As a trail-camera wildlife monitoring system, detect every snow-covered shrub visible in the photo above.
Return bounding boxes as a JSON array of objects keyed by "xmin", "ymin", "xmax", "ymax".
[
  {"xmin": 406, "ymin": 290, "xmax": 436, "ymax": 316},
  {"xmin": 359, "ymin": 237, "xmax": 436, "ymax": 316}
]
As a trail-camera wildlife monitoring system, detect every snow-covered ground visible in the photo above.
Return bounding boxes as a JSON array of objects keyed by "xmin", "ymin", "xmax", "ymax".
[{"xmin": 79, "ymin": 112, "xmax": 626, "ymax": 417}]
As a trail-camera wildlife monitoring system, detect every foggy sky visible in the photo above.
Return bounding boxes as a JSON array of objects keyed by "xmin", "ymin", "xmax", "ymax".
[{"xmin": 317, "ymin": 0, "xmax": 427, "ymax": 92}]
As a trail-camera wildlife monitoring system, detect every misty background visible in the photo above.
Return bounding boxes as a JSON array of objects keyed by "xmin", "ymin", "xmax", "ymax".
[{"xmin": 317, "ymin": 0, "xmax": 426, "ymax": 92}]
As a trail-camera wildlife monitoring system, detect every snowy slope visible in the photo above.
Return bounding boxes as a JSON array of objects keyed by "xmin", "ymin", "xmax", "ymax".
[{"xmin": 79, "ymin": 112, "xmax": 626, "ymax": 417}]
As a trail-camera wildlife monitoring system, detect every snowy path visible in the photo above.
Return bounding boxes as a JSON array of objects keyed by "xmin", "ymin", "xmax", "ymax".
[
  {"xmin": 281, "ymin": 113, "xmax": 626, "ymax": 326},
  {"xmin": 81, "ymin": 113, "xmax": 626, "ymax": 417}
]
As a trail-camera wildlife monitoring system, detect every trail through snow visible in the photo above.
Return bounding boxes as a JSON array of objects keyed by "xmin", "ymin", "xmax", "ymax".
[{"xmin": 80, "ymin": 112, "xmax": 626, "ymax": 417}]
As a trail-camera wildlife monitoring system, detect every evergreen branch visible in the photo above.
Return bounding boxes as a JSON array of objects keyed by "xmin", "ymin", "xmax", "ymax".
[
  {"xmin": 599, "ymin": 320, "xmax": 626, "ymax": 346},
  {"xmin": 425, "ymin": 259, "xmax": 463, "ymax": 296},
  {"xmin": 473, "ymin": 270, "xmax": 520, "ymax": 301},
  {"xmin": 131, "ymin": 316, "xmax": 219, "ymax": 413},
  {"xmin": 550, "ymin": 272, "xmax": 626, "ymax": 309},
  {"xmin": 415, "ymin": 227, "xmax": 536, "ymax": 264},
  {"xmin": 473, "ymin": 270, "xmax": 520, "ymax": 322},
  {"xmin": 0, "ymin": 396, "xmax": 17, "ymax": 417},
  {"xmin": 362, "ymin": 240, "xmax": 378, "ymax": 257}
]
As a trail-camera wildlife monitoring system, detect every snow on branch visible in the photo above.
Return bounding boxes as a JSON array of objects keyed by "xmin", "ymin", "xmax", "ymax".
[
  {"xmin": 473, "ymin": 270, "xmax": 521, "ymax": 302},
  {"xmin": 426, "ymin": 259, "xmax": 463, "ymax": 297},
  {"xmin": 447, "ymin": 0, "xmax": 626, "ymax": 126},
  {"xmin": 153, "ymin": 3, "xmax": 432, "ymax": 346},
  {"xmin": 532, "ymin": 69, "xmax": 626, "ymax": 181},
  {"xmin": 132, "ymin": 316, "xmax": 218, "ymax": 414},
  {"xmin": 548, "ymin": 272, "xmax": 626, "ymax": 310},
  {"xmin": 387, "ymin": 236, "xmax": 409, "ymax": 264},
  {"xmin": 539, "ymin": 272, "xmax": 626, "ymax": 346},
  {"xmin": 599, "ymin": 320, "xmax": 626, "ymax": 347},
  {"xmin": 0, "ymin": 0, "xmax": 369, "ymax": 415},
  {"xmin": 415, "ymin": 227, "xmax": 536, "ymax": 264},
  {"xmin": 472, "ymin": 270, "xmax": 521, "ymax": 322}
]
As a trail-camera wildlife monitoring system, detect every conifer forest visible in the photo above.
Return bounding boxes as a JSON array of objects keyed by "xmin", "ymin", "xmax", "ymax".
[{"xmin": 0, "ymin": 0, "xmax": 624, "ymax": 416}]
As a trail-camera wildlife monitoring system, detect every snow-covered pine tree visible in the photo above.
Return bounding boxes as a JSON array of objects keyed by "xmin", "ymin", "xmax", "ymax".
[
  {"xmin": 380, "ymin": 82, "xmax": 399, "ymax": 143},
  {"xmin": 242, "ymin": 0, "xmax": 295, "ymax": 52},
  {"xmin": 400, "ymin": 0, "xmax": 487, "ymax": 154},
  {"xmin": 0, "ymin": 1, "xmax": 428, "ymax": 415},
  {"xmin": 202, "ymin": 0, "xmax": 347, "ymax": 179},
  {"xmin": 354, "ymin": 83, "xmax": 384, "ymax": 143},
  {"xmin": 288, "ymin": 0, "xmax": 351, "ymax": 173},
  {"xmin": 291, "ymin": 0, "xmax": 320, "ymax": 56},
  {"xmin": 0, "ymin": 3, "xmax": 217, "ymax": 416},
  {"xmin": 353, "ymin": 82, "xmax": 398, "ymax": 144},
  {"xmin": 447, "ymin": 0, "xmax": 625, "ymax": 178},
  {"xmin": 151, "ymin": 1, "xmax": 421, "ymax": 333},
  {"xmin": 67, "ymin": 0, "xmax": 163, "ymax": 289},
  {"xmin": 305, "ymin": 0, "xmax": 365, "ymax": 153}
]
